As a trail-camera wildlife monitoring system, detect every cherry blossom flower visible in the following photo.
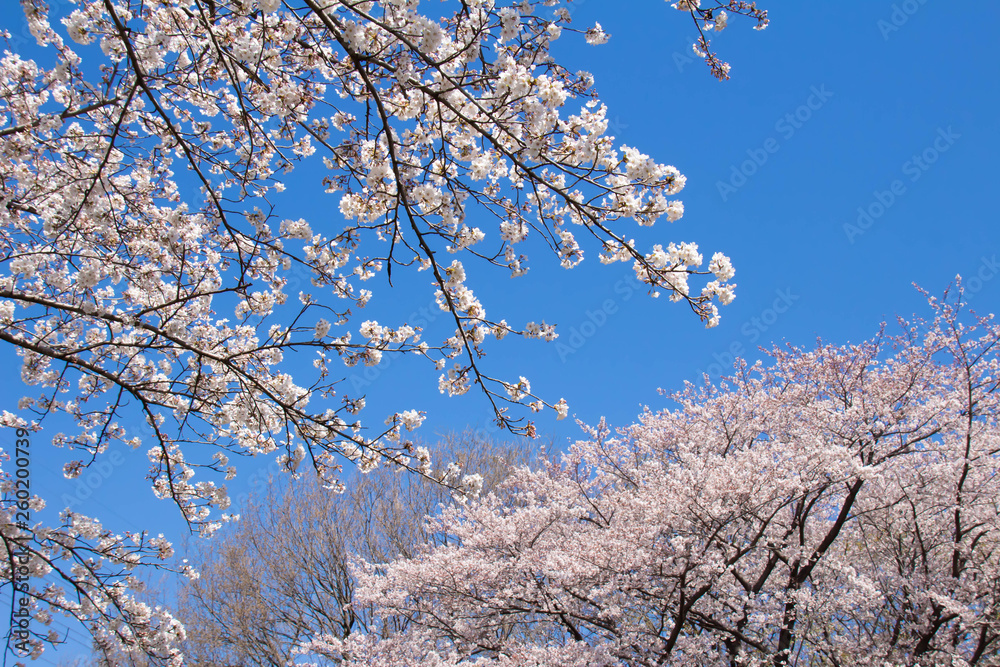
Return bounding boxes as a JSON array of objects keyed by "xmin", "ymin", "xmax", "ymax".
[
  {"xmin": 0, "ymin": 0, "xmax": 769, "ymax": 659},
  {"xmin": 316, "ymin": 292, "xmax": 1000, "ymax": 667}
]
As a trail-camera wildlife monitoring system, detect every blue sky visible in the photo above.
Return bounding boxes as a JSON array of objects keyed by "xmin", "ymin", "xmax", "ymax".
[
  {"xmin": 3, "ymin": 0, "xmax": 1000, "ymax": 661},
  {"xmin": 413, "ymin": 0, "xmax": 1000, "ymax": 440}
]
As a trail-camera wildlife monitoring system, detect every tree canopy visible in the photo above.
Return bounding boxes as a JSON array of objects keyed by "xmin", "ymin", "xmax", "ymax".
[
  {"xmin": 303, "ymin": 294, "xmax": 1000, "ymax": 666},
  {"xmin": 0, "ymin": 0, "xmax": 767, "ymax": 662}
]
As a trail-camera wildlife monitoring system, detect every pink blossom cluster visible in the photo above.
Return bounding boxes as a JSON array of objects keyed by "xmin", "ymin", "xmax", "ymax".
[
  {"xmin": 0, "ymin": 0, "xmax": 767, "ymax": 659},
  {"xmin": 299, "ymin": 295, "xmax": 1000, "ymax": 666}
]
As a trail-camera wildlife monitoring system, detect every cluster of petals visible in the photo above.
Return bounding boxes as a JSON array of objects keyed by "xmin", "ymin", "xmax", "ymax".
[
  {"xmin": 311, "ymin": 298, "xmax": 1000, "ymax": 666},
  {"xmin": 0, "ymin": 0, "xmax": 767, "ymax": 659}
]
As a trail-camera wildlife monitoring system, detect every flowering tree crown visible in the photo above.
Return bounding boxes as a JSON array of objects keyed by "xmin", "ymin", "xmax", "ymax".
[{"xmin": 0, "ymin": 0, "xmax": 765, "ymax": 660}]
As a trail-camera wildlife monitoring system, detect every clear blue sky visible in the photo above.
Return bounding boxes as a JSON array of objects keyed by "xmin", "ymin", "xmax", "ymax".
[
  {"xmin": 407, "ymin": 0, "xmax": 1000, "ymax": 442},
  {"xmin": 3, "ymin": 1, "xmax": 999, "ymax": 660}
]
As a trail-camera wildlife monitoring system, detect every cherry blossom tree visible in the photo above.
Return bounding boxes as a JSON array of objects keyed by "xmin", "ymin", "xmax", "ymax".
[
  {"xmin": 164, "ymin": 431, "xmax": 538, "ymax": 667},
  {"xmin": 303, "ymin": 291, "xmax": 1000, "ymax": 667},
  {"xmin": 0, "ymin": 0, "xmax": 768, "ymax": 661}
]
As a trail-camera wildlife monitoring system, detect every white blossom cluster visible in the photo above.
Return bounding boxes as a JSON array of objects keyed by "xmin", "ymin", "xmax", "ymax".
[
  {"xmin": 301, "ymin": 298, "xmax": 1000, "ymax": 666},
  {"xmin": 0, "ymin": 458, "xmax": 192, "ymax": 664},
  {"xmin": 1, "ymin": 0, "xmax": 767, "ymax": 659}
]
